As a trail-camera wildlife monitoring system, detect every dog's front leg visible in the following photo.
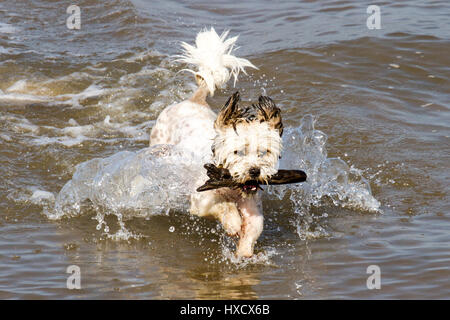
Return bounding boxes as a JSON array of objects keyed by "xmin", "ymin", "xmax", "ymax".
[
  {"xmin": 214, "ymin": 202, "xmax": 242, "ymax": 236},
  {"xmin": 190, "ymin": 191, "xmax": 242, "ymax": 236},
  {"xmin": 236, "ymin": 197, "xmax": 264, "ymax": 257}
]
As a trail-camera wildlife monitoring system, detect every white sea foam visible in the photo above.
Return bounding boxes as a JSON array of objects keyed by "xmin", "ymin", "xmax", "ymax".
[
  {"xmin": 0, "ymin": 91, "xmax": 53, "ymax": 104},
  {"xmin": 6, "ymin": 79, "xmax": 27, "ymax": 92},
  {"xmin": 0, "ymin": 79, "xmax": 108, "ymax": 108},
  {"xmin": 30, "ymin": 117, "xmax": 152, "ymax": 147},
  {"xmin": 1, "ymin": 107, "xmax": 152, "ymax": 149},
  {"xmin": 0, "ymin": 22, "xmax": 17, "ymax": 34},
  {"xmin": 30, "ymin": 190, "xmax": 55, "ymax": 204}
]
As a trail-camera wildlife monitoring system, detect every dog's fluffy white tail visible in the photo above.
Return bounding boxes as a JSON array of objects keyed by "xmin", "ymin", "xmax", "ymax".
[{"xmin": 176, "ymin": 28, "xmax": 257, "ymax": 96}]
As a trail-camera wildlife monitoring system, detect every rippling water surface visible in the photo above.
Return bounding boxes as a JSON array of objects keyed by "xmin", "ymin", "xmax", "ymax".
[{"xmin": 0, "ymin": 0, "xmax": 449, "ymax": 299}]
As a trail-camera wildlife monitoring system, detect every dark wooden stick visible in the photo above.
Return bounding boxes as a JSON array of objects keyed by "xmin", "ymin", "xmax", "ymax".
[
  {"xmin": 196, "ymin": 163, "xmax": 307, "ymax": 192},
  {"xmin": 265, "ymin": 169, "xmax": 307, "ymax": 185}
]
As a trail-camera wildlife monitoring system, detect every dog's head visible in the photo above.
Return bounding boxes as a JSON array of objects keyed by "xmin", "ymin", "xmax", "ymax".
[{"xmin": 212, "ymin": 92, "xmax": 283, "ymax": 195}]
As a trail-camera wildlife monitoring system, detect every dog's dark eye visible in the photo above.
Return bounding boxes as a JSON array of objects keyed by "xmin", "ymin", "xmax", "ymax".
[{"xmin": 234, "ymin": 150, "xmax": 245, "ymax": 156}]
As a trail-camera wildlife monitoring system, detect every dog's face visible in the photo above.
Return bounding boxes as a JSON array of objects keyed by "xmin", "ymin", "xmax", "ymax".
[{"xmin": 212, "ymin": 92, "xmax": 283, "ymax": 195}]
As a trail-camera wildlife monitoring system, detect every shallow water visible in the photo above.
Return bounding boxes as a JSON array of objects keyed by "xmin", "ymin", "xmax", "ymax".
[{"xmin": 0, "ymin": 0, "xmax": 449, "ymax": 299}]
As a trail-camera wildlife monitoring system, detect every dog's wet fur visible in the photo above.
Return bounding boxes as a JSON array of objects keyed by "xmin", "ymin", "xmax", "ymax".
[{"xmin": 212, "ymin": 92, "xmax": 283, "ymax": 191}]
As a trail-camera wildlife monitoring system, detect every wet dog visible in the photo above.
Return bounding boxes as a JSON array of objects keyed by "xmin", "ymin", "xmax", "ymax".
[
  {"xmin": 150, "ymin": 28, "xmax": 287, "ymax": 257},
  {"xmin": 192, "ymin": 92, "xmax": 284, "ymax": 257}
]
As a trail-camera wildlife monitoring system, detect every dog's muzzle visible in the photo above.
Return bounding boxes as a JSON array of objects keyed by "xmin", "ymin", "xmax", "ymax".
[{"xmin": 242, "ymin": 167, "xmax": 262, "ymax": 194}]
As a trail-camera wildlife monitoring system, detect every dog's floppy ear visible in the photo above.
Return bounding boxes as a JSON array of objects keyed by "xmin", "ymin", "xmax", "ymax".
[
  {"xmin": 256, "ymin": 96, "xmax": 283, "ymax": 136},
  {"xmin": 215, "ymin": 91, "xmax": 240, "ymax": 129}
]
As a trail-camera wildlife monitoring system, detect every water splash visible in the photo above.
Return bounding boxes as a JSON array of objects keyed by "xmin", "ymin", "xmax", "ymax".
[
  {"xmin": 266, "ymin": 114, "xmax": 381, "ymax": 240},
  {"xmin": 277, "ymin": 114, "xmax": 380, "ymax": 212},
  {"xmin": 220, "ymin": 246, "xmax": 278, "ymax": 268},
  {"xmin": 44, "ymin": 145, "xmax": 211, "ymax": 243},
  {"xmin": 46, "ymin": 113, "xmax": 380, "ymax": 244}
]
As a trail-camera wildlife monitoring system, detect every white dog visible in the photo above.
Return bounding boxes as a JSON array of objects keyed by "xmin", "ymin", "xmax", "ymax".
[{"xmin": 150, "ymin": 28, "xmax": 284, "ymax": 257}]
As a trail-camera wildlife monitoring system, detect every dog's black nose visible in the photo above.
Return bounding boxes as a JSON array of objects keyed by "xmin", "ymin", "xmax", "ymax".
[{"xmin": 249, "ymin": 167, "xmax": 261, "ymax": 178}]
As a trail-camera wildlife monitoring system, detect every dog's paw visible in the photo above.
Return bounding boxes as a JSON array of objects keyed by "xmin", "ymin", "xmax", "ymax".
[
  {"xmin": 235, "ymin": 244, "xmax": 254, "ymax": 258},
  {"xmin": 222, "ymin": 211, "xmax": 242, "ymax": 236}
]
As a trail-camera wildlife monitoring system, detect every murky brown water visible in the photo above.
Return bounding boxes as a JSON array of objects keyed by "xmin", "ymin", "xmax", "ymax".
[{"xmin": 0, "ymin": 0, "xmax": 449, "ymax": 299}]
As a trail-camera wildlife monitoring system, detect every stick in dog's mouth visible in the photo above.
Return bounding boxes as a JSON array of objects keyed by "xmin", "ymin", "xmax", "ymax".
[{"xmin": 196, "ymin": 163, "xmax": 307, "ymax": 193}]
